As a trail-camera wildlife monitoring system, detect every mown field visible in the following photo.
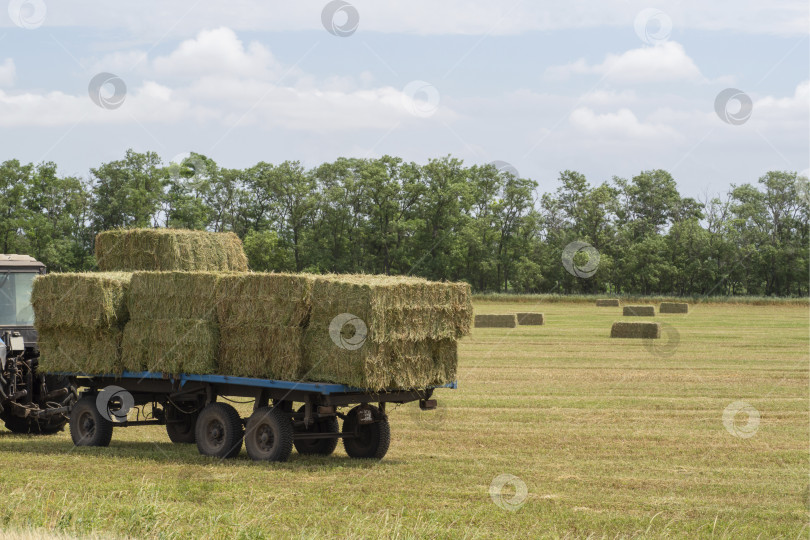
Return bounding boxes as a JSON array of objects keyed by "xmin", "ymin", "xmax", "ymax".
[{"xmin": 0, "ymin": 301, "xmax": 807, "ymax": 539}]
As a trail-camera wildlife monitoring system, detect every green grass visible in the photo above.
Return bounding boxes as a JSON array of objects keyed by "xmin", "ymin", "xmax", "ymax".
[
  {"xmin": 0, "ymin": 301, "xmax": 807, "ymax": 539},
  {"xmin": 474, "ymin": 293, "xmax": 810, "ymax": 306}
]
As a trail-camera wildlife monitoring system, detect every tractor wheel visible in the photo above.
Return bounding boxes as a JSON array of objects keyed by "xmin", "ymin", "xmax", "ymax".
[
  {"xmin": 293, "ymin": 405, "xmax": 339, "ymax": 456},
  {"xmin": 342, "ymin": 406, "xmax": 390, "ymax": 459},
  {"xmin": 195, "ymin": 403, "xmax": 243, "ymax": 459},
  {"xmin": 244, "ymin": 406, "xmax": 294, "ymax": 462},
  {"xmin": 69, "ymin": 396, "xmax": 113, "ymax": 447},
  {"xmin": 165, "ymin": 403, "xmax": 199, "ymax": 444}
]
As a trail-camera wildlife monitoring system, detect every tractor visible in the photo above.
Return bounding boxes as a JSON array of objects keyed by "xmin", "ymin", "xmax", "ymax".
[{"xmin": 0, "ymin": 255, "xmax": 76, "ymax": 434}]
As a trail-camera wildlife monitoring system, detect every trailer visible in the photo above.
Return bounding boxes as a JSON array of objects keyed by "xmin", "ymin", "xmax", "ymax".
[{"xmin": 69, "ymin": 371, "xmax": 453, "ymax": 462}]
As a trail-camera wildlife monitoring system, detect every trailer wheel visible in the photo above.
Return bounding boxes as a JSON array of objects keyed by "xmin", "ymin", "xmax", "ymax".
[
  {"xmin": 293, "ymin": 405, "xmax": 339, "ymax": 456},
  {"xmin": 245, "ymin": 406, "xmax": 293, "ymax": 462},
  {"xmin": 195, "ymin": 403, "xmax": 244, "ymax": 459},
  {"xmin": 165, "ymin": 404, "xmax": 199, "ymax": 444},
  {"xmin": 69, "ymin": 396, "xmax": 113, "ymax": 447},
  {"xmin": 342, "ymin": 406, "xmax": 390, "ymax": 459}
]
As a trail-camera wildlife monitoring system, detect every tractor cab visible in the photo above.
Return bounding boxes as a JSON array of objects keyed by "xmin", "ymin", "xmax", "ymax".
[{"xmin": 0, "ymin": 255, "xmax": 45, "ymax": 349}]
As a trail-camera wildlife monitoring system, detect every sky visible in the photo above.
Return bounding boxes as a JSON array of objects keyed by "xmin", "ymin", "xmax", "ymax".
[{"xmin": 0, "ymin": 0, "xmax": 808, "ymax": 199}]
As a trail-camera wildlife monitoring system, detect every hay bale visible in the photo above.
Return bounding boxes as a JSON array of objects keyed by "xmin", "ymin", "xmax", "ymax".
[
  {"xmin": 37, "ymin": 328, "xmax": 121, "ymax": 375},
  {"xmin": 32, "ymin": 273, "xmax": 131, "ymax": 329},
  {"xmin": 121, "ymin": 319, "xmax": 218, "ymax": 374},
  {"xmin": 516, "ymin": 313, "xmax": 544, "ymax": 325},
  {"xmin": 660, "ymin": 302, "xmax": 689, "ymax": 314},
  {"xmin": 128, "ymin": 272, "xmax": 220, "ymax": 321},
  {"xmin": 32, "ymin": 273, "xmax": 132, "ymax": 375},
  {"xmin": 611, "ymin": 322, "xmax": 660, "ymax": 339},
  {"xmin": 96, "ymin": 228, "xmax": 248, "ymax": 272},
  {"xmin": 596, "ymin": 299, "xmax": 620, "ymax": 307},
  {"xmin": 474, "ymin": 314, "xmax": 517, "ymax": 328},
  {"xmin": 219, "ymin": 325, "xmax": 304, "ymax": 380},
  {"xmin": 623, "ymin": 305, "xmax": 655, "ymax": 317}
]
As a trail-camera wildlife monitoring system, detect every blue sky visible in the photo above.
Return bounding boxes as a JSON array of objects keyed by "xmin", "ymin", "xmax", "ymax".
[{"xmin": 0, "ymin": 1, "xmax": 807, "ymax": 199}]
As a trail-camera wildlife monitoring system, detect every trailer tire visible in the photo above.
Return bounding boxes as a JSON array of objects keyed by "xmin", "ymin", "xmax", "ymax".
[
  {"xmin": 69, "ymin": 396, "xmax": 113, "ymax": 447},
  {"xmin": 342, "ymin": 406, "xmax": 390, "ymax": 459},
  {"xmin": 245, "ymin": 406, "xmax": 293, "ymax": 462},
  {"xmin": 165, "ymin": 404, "xmax": 199, "ymax": 444},
  {"xmin": 293, "ymin": 405, "xmax": 339, "ymax": 456},
  {"xmin": 195, "ymin": 403, "xmax": 243, "ymax": 459}
]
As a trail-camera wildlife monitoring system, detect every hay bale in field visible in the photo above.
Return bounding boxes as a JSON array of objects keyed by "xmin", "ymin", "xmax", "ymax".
[
  {"xmin": 516, "ymin": 313, "xmax": 544, "ymax": 325},
  {"xmin": 96, "ymin": 228, "xmax": 248, "ymax": 272},
  {"xmin": 660, "ymin": 302, "xmax": 689, "ymax": 314},
  {"xmin": 474, "ymin": 314, "xmax": 517, "ymax": 328},
  {"xmin": 623, "ymin": 305, "xmax": 655, "ymax": 317},
  {"xmin": 32, "ymin": 273, "xmax": 131, "ymax": 329},
  {"xmin": 128, "ymin": 272, "xmax": 220, "ymax": 321},
  {"xmin": 596, "ymin": 299, "xmax": 620, "ymax": 307},
  {"xmin": 610, "ymin": 322, "xmax": 660, "ymax": 339},
  {"xmin": 121, "ymin": 319, "xmax": 218, "ymax": 374},
  {"xmin": 219, "ymin": 325, "xmax": 304, "ymax": 380},
  {"xmin": 32, "ymin": 273, "xmax": 132, "ymax": 374}
]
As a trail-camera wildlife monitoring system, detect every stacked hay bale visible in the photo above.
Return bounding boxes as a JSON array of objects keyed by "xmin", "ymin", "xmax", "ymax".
[
  {"xmin": 301, "ymin": 275, "xmax": 472, "ymax": 390},
  {"xmin": 611, "ymin": 322, "xmax": 660, "ymax": 339},
  {"xmin": 32, "ymin": 273, "xmax": 131, "ymax": 374},
  {"xmin": 623, "ymin": 306, "xmax": 655, "ymax": 317},
  {"xmin": 96, "ymin": 228, "xmax": 248, "ymax": 272},
  {"xmin": 474, "ymin": 314, "xmax": 517, "ymax": 328},
  {"xmin": 516, "ymin": 313, "xmax": 544, "ymax": 325},
  {"xmin": 660, "ymin": 302, "xmax": 689, "ymax": 314},
  {"xmin": 121, "ymin": 272, "xmax": 221, "ymax": 374},
  {"xmin": 216, "ymin": 273, "xmax": 312, "ymax": 380}
]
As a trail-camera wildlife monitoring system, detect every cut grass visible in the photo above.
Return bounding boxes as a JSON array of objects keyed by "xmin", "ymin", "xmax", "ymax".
[{"xmin": 0, "ymin": 301, "xmax": 806, "ymax": 538}]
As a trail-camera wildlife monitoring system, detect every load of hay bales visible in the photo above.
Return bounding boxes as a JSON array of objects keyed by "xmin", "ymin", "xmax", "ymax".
[
  {"xmin": 660, "ymin": 302, "xmax": 689, "ymax": 314},
  {"xmin": 475, "ymin": 314, "xmax": 517, "ymax": 328},
  {"xmin": 32, "ymin": 273, "xmax": 132, "ymax": 374},
  {"xmin": 596, "ymin": 299, "xmax": 620, "ymax": 307},
  {"xmin": 96, "ymin": 228, "xmax": 248, "ymax": 272},
  {"xmin": 301, "ymin": 275, "xmax": 471, "ymax": 390},
  {"xmin": 623, "ymin": 305, "xmax": 655, "ymax": 317},
  {"xmin": 516, "ymin": 313, "xmax": 544, "ymax": 325},
  {"xmin": 121, "ymin": 272, "xmax": 220, "ymax": 374},
  {"xmin": 611, "ymin": 322, "xmax": 660, "ymax": 339}
]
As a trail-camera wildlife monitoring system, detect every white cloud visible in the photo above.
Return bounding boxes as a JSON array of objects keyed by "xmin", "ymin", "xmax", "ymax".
[
  {"xmin": 569, "ymin": 107, "xmax": 680, "ymax": 139},
  {"xmin": 0, "ymin": 59, "xmax": 15, "ymax": 87},
  {"xmin": 546, "ymin": 42, "xmax": 705, "ymax": 84}
]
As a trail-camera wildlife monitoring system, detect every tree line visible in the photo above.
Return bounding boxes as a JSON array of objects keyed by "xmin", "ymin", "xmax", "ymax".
[{"xmin": 1, "ymin": 150, "xmax": 807, "ymax": 297}]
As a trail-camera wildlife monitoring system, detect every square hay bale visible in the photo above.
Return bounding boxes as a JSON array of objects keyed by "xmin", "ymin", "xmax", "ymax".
[
  {"xmin": 301, "ymin": 334, "xmax": 457, "ymax": 390},
  {"xmin": 219, "ymin": 325, "xmax": 304, "ymax": 380},
  {"xmin": 121, "ymin": 319, "xmax": 218, "ymax": 374},
  {"xmin": 660, "ymin": 302, "xmax": 689, "ymax": 314},
  {"xmin": 611, "ymin": 322, "xmax": 661, "ymax": 339},
  {"xmin": 623, "ymin": 305, "xmax": 655, "ymax": 317},
  {"xmin": 474, "ymin": 314, "xmax": 517, "ymax": 328},
  {"xmin": 516, "ymin": 313, "xmax": 544, "ymax": 325},
  {"xmin": 37, "ymin": 328, "xmax": 122, "ymax": 375},
  {"xmin": 96, "ymin": 228, "xmax": 248, "ymax": 272},
  {"xmin": 128, "ymin": 272, "xmax": 221, "ymax": 321},
  {"xmin": 216, "ymin": 273, "xmax": 312, "ymax": 327},
  {"xmin": 596, "ymin": 299, "xmax": 620, "ymax": 307},
  {"xmin": 32, "ymin": 273, "xmax": 131, "ymax": 330}
]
